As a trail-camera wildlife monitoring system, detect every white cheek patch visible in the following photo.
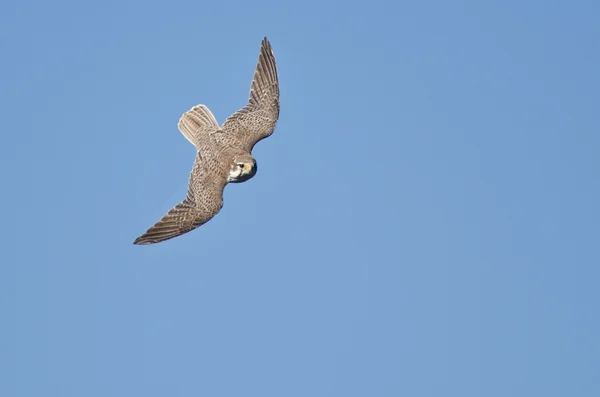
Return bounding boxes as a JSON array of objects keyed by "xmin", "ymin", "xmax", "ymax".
[{"xmin": 228, "ymin": 168, "xmax": 242, "ymax": 180}]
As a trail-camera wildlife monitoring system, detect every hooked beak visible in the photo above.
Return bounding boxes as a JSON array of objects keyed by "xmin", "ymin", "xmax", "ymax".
[{"xmin": 242, "ymin": 163, "xmax": 253, "ymax": 174}]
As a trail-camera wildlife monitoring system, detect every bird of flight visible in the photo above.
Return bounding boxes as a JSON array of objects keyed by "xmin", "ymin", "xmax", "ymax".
[{"xmin": 134, "ymin": 37, "xmax": 280, "ymax": 245}]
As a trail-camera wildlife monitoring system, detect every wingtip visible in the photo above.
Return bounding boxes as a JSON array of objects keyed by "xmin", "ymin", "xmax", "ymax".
[
  {"xmin": 133, "ymin": 236, "xmax": 152, "ymax": 245},
  {"xmin": 260, "ymin": 37, "xmax": 275, "ymax": 60}
]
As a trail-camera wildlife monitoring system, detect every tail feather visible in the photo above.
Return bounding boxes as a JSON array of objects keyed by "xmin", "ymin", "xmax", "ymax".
[{"xmin": 177, "ymin": 105, "xmax": 219, "ymax": 147}]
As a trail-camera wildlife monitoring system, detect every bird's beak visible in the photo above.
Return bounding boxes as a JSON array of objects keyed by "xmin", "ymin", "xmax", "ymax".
[{"xmin": 243, "ymin": 163, "xmax": 253, "ymax": 174}]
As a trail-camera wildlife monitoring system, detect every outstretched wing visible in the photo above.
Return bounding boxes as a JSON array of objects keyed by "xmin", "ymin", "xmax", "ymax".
[
  {"xmin": 133, "ymin": 154, "xmax": 226, "ymax": 245},
  {"xmin": 221, "ymin": 37, "xmax": 280, "ymax": 152},
  {"xmin": 133, "ymin": 199, "xmax": 210, "ymax": 245},
  {"xmin": 178, "ymin": 104, "xmax": 219, "ymax": 148}
]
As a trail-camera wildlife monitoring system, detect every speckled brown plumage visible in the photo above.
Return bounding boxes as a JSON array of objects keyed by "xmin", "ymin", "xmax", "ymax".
[{"xmin": 134, "ymin": 37, "xmax": 279, "ymax": 245}]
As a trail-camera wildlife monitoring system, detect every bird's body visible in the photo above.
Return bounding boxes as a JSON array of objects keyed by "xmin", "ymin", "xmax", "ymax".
[{"xmin": 134, "ymin": 37, "xmax": 279, "ymax": 245}]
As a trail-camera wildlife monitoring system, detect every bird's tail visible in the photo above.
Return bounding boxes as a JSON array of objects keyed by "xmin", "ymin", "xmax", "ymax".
[{"xmin": 177, "ymin": 105, "xmax": 219, "ymax": 147}]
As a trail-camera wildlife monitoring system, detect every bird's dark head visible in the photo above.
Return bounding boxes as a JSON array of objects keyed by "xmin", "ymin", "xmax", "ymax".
[{"xmin": 228, "ymin": 154, "xmax": 257, "ymax": 183}]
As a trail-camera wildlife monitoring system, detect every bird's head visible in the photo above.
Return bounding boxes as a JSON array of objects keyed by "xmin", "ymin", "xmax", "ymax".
[{"xmin": 228, "ymin": 154, "xmax": 257, "ymax": 183}]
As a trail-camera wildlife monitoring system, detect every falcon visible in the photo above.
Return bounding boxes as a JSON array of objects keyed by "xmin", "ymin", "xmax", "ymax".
[{"xmin": 134, "ymin": 37, "xmax": 279, "ymax": 245}]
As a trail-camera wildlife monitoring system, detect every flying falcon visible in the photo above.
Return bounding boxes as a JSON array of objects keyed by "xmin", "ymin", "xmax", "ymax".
[{"xmin": 134, "ymin": 37, "xmax": 279, "ymax": 245}]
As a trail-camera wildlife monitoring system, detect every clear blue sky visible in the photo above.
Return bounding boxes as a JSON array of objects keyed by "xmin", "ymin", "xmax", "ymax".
[{"xmin": 1, "ymin": 0, "xmax": 599, "ymax": 396}]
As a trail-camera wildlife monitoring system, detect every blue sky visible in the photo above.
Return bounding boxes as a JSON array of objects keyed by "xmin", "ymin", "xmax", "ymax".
[{"xmin": 1, "ymin": 0, "xmax": 599, "ymax": 396}]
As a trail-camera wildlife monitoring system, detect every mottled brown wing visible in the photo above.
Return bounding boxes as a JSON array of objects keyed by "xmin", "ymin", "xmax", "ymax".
[
  {"xmin": 133, "ymin": 154, "xmax": 226, "ymax": 245},
  {"xmin": 221, "ymin": 37, "xmax": 280, "ymax": 152},
  {"xmin": 133, "ymin": 200, "xmax": 210, "ymax": 245}
]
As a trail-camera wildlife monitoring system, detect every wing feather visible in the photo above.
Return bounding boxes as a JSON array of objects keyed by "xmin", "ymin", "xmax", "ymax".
[
  {"xmin": 134, "ymin": 154, "xmax": 225, "ymax": 245},
  {"xmin": 221, "ymin": 37, "xmax": 280, "ymax": 152},
  {"xmin": 133, "ymin": 200, "xmax": 207, "ymax": 245}
]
